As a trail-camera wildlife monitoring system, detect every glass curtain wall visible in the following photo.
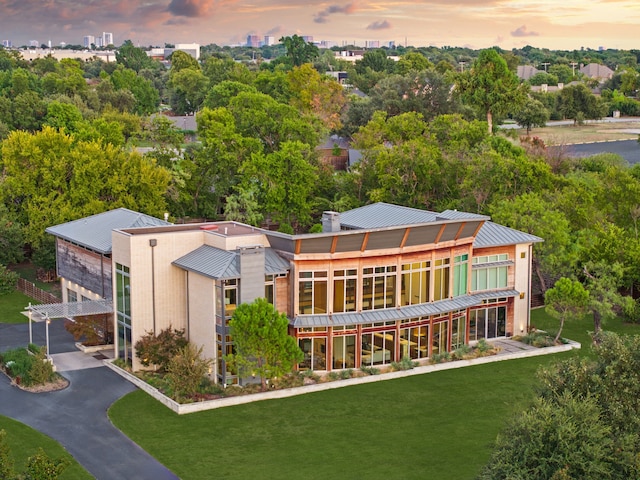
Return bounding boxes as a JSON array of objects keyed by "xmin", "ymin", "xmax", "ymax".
[{"xmin": 115, "ymin": 263, "xmax": 131, "ymax": 363}]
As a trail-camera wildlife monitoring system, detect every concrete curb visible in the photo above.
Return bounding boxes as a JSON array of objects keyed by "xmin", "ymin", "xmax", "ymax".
[{"xmin": 105, "ymin": 339, "xmax": 581, "ymax": 415}]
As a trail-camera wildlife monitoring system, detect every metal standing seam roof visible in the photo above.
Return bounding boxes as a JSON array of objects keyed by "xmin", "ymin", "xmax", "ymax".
[
  {"xmin": 339, "ymin": 202, "xmax": 441, "ymax": 229},
  {"xmin": 292, "ymin": 289, "xmax": 520, "ymax": 327},
  {"xmin": 45, "ymin": 208, "xmax": 171, "ymax": 254},
  {"xmin": 172, "ymin": 245, "xmax": 290, "ymax": 280}
]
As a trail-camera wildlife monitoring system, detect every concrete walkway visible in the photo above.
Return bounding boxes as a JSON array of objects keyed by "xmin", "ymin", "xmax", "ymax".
[{"xmin": 0, "ymin": 321, "xmax": 178, "ymax": 480}]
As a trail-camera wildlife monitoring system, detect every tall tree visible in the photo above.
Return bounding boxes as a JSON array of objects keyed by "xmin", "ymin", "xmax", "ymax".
[
  {"xmin": 279, "ymin": 35, "xmax": 319, "ymax": 67},
  {"xmin": 513, "ymin": 97, "xmax": 550, "ymax": 135},
  {"xmin": 226, "ymin": 298, "xmax": 303, "ymax": 391},
  {"xmin": 456, "ymin": 48, "xmax": 528, "ymax": 133}
]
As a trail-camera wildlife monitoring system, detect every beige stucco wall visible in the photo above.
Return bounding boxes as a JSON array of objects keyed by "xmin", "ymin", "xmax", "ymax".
[
  {"xmin": 513, "ymin": 243, "xmax": 533, "ymax": 335},
  {"xmin": 113, "ymin": 229, "xmax": 208, "ymax": 369},
  {"xmin": 186, "ymin": 271, "xmax": 217, "ymax": 378}
]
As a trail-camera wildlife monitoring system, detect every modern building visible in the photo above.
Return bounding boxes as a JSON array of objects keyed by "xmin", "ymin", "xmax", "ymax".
[
  {"xmin": 102, "ymin": 32, "xmax": 114, "ymax": 47},
  {"xmin": 247, "ymin": 35, "xmax": 260, "ymax": 48},
  {"xmin": 1, "ymin": 40, "xmax": 11, "ymax": 48},
  {"xmin": 264, "ymin": 36, "xmax": 275, "ymax": 46},
  {"xmin": 46, "ymin": 203, "xmax": 541, "ymax": 385},
  {"xmin": 83, "ymin": 35, "xmax": 95, "ymax": 48}
]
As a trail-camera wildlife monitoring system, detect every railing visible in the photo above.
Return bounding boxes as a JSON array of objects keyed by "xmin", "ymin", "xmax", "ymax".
[{"xmin": 16, "ymin": 278, "xmax": 61, "ymax": 304}]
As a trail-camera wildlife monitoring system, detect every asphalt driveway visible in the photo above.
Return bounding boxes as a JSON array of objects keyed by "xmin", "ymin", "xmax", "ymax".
[{"xmin": 0, "ymin": 321, "xmax": 178, "ymax": 480}]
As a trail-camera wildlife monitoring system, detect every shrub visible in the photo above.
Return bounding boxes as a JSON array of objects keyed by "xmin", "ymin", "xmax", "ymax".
[
  {"xmin": 271, "ymin": 372, "xmax": 304, "ymax": 389},
  {"xmin": 23, "ymin": 447, "xmax": 69, "ymax": 480},
  {"xmin": 0, "ymin": 430, "xmax": 13, "ymax": 480},
  {"xmin": 65, "ymin": 314, "xmax": 113, "ymax": 346},
  {"xmin": 430, "ymin": 351, "xmax": 451, "ymax": 364},
  {"xmin": 165, "ymin": 343, "xmax": 212, "ymax": 402},
  {"xmin": 359, "ymin": 366, "xmax": 380, "ymax": 375},
  {"xmin": 28, "ymin": 346, "xmax": 55, "ymax": 385},
  {"xmin": 451, "ymin": 345, "xmax": 472, "ymax": 360},
  {"xmin": 476, "ymin": 338, "xmax": 492, "ymax": 353},
  {"xmin": 0, "ymin": 264, "xmax": 19, "ymax": 295},
  {"xmin": 339, "ymin": 369, "xmax": 353, "ymax": 379},
  {"xmin": 391, "ymin": 356, "xmax": 418, "ymax": 371},
  {"xmin": 327, "ymin": 371, "xmax": 341, "ymax": 381},
  {"xmin": 135, "ymin": 326, "xmax": 188, "ymax": 372}
]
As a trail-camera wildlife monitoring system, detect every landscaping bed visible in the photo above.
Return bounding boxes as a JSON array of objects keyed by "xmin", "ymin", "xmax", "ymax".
[{"xmin": 0, "ymin": 344, "xmax": 68, "ymax": 392}]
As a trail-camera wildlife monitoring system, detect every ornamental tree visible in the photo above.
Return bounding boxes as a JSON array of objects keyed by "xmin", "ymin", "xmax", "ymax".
[
  {"xmin": 226, "ymin": 298, "xmax": 303, "ymax": 391},
  {"xmin": 544, "ymin": 277, "xmax": 589, "ymax": 343}
]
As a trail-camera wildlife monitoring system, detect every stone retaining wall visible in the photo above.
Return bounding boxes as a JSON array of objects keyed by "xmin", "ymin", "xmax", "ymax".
[{"xmin": 104, "ymin": 340, "xmax": 581, "ymax": 415}]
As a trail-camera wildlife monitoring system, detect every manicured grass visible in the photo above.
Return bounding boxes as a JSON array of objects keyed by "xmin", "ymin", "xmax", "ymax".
[
  {"xmin": 0, "ymin": 291, "xmax": 37, "ymax": 324},
  {"xmin": 110, "ymin": 309, "xmax": 640, "ymax": 480},
  {"xmin": 0, "ymin": 416, "xmax": 92, "ymax": 480}
]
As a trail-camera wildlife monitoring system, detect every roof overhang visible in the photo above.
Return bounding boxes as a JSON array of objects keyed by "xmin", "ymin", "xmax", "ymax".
[{"xmin": 292, "ymin": 290, "xmax": 519, "ymax": 327}]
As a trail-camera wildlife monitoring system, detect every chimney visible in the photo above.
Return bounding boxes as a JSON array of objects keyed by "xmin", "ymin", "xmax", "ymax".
[
  {"xmin": 322, "ymin": 211, "xmax": 341, "ymax": 233},
  {"xmin": 238, "ymin": 245, "xmax": 265, "ymax": 304}
]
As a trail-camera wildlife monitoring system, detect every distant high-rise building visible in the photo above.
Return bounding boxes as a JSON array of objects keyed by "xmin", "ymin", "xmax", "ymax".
[
  {"xmin": 83, "ymin": 35, "xmax": 95, "ymax": 48},
  {"xmin": 1, "ymin": 40, "xmax": 11, "ymax": 48},
  {"xmin": 366, "ymin": 40, "xmax": 380, "ymax": 48},
  {"xmin": 388, "ymin": 41, "xmax": 396, "ymax": 48},
  {"xmin": 102, "ymin": 32, "xmax": 113, "ymax": 47},
  {"xmin": 29, "ymin": 40, "xmax": 39, "ymax": 47},
  {"xmin": 263, "ymin": 36, "xmax": 275, "ymax": 46},
  {"xmin": 246, "ymin": 35, "xmax": 260, "ymax": 48},
  {"xmin": 301, "ymin": 35, "xmax": 314, "ymax": 43},
  {"xmin": 95, "ymin": 36, "xmax": 103, "ymax": 47}
]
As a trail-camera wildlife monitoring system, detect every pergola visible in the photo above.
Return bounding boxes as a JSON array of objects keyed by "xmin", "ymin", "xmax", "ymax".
[{"xmin": 25, "ymin": 300, "xmax": 113, "ymax": 357}]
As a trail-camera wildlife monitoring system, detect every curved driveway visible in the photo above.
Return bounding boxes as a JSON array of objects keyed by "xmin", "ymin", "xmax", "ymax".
[{"xmin": 0, "ymin": 322, "xmax": 178, "ymax": 480}]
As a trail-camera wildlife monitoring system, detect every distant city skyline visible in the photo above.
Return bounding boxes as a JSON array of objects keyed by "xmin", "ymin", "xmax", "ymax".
[{"xmin": 1, "ymin": 0, "xmax": 639, "ymax": 51}]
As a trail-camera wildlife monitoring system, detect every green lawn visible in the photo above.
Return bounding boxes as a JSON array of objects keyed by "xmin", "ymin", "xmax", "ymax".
[
  {"xmin": 110, "ymin": 309, "xmax": 637, "ymax": 480},
  {"xmin": 0, "ymin": 291, "xmax": 37, "ymax": 324},
  {"xmin": 0, "ymin": 416, "xmax": 92, "ymax": 480}
]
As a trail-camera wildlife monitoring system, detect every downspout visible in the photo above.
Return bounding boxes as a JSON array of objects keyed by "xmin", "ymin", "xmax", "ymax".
[{"xmin": 149, "ymin": 239, "xmax": 157, "ymax": 335}]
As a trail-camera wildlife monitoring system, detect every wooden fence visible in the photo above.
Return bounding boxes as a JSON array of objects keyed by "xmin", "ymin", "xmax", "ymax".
[{"xmin": 16, "ymin": 278, "xmax": 61, "ymax": 305}]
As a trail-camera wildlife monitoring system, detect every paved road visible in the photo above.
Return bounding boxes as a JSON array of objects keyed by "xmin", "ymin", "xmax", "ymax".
[
  {"xmin": 558, "ymin": 139, "xmax": 640, "ymax": 165},
  {"xmin": 0, "ymin": 321, "xmax": 179, "ymax": 480}
]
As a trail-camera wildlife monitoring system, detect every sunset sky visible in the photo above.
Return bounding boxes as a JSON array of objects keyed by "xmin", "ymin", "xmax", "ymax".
[{"xmin": 1, "ymin": 0, "xmax": 639, "ymax": 50}]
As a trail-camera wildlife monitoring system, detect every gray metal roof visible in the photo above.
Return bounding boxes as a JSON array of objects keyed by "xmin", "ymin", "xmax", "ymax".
[
  {"xmin": 28, "ymin": 300, "xmax": 113, "ymax": 320},
  {"xmin": 173, "ymin": 246, "xmax": 290, "ymax": 280},
  {"xmin": 339, "ymin": 202, "xmax": 440, "ymax": 229},
  {"xmin": 292, "ymin": 289, "xmax": 519, "ymax": 327},
  {"xmin": 46, "ymin": 208, "xmax": 171, "ymax": 254},
  {"xmin": 339, "ymin": 203, "xmax": 540, "ymax": 247},
  {"xmin": 473, "ymin": 222, "xmax": 543, "ymax": 248}
]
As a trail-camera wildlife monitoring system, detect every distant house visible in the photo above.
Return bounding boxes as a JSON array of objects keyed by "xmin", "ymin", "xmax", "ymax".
[
  {"xmin": 579, "ymin": 63, "xmax": 614, "ymax": 81},
  {"xmin": 517, "ymin": 65, "xmax": 543, "ymax": 81},
  {"xmin": 316, "ymin": 135, "xmax": 351, "ymax": 171}
]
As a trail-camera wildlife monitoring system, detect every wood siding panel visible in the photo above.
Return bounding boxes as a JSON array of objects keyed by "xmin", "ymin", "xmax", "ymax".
[{"xmin": 57, "ymin": 240, "xmax": 112, "ymax": 298}]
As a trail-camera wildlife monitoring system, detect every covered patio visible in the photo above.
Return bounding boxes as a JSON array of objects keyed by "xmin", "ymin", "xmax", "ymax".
[{"xmin": 24, "ymin": 300, "xmax": 113, "ymax": 357}]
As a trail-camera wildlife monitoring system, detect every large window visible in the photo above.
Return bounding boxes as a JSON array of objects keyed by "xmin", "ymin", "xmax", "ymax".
[
  {"xmin": 265, "ymin": 275, "xmax": 274, "ymax": 304},
  {"xmin": 432, "ymin": 318, "xmax": 449, "ymax": 355},
  {"xmin": 433, "ymin": 258, "xmax": 450, "ymax": 301},
  {"xmin": 469, "ymin": 302, "xmax": 507, "ymax": 341},
  {"xmin": 472, "ymin": 254, "xmax": 508, "ymax": 292},
  {"xmin": 299, "ymin": 336, "xmax": 327, "ymax": 370},
  {"xmin": 451, "ymin": 311, "xmax": 466, "ymax": 350},
  {"xmin": 332, "ymin": 332, "xmax": 356, "ymax": 369},
  {"xmin": 67, "ymin": 288, "xmax": 77, "ymax": 303},
  {"xmin": 224, "ymin": 279, "xmax": 238, "ymax": 317},
  {"xmin": 115, "ymin": 263, "xmax": 131, "ymax": 363},
  {"xmin": 362, "ymin": 266, "xmax": 396, "ymax": 310},
  {"xmin": 361, "ymin": 324, "xmax": 396, "ymax": 366},
  {"xmin": 400, "ymin": 323, "xmax": 429, "ymax": 360},
  {"xmin": 453, "ymin": 254, "xmax": 469, "ymax": 297},
  {"xmin": 299, "ymin": 271, "xmax": 328, "ymax": 314},
  {"xmin": 333, "ymin": 269, "xmax": 357, "ymax": 313},
  {"xmin": 401, "ymin": 261, "xmax": 430, "ymax": 306}
]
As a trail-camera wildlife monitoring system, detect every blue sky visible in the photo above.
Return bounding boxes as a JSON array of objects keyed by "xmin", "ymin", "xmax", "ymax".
[{"xmin": 0, "ymin": 0, "xmax": 638, "ymax": 50}]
